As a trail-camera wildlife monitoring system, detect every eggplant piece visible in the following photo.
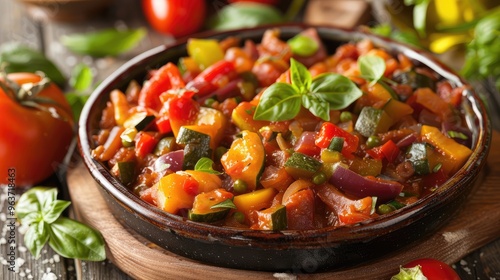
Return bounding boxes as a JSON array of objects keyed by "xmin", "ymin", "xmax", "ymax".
[
  {"xmin": 329, "ymin": 163, "xmax": 403, "ymax": 202},
  {"xmin": 393, "ymin": 70, "xmax": 435, "ymax": 91}
]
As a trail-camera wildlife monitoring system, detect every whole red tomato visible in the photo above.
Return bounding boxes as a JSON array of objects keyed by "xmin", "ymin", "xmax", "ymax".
[
  {"xmin": 392, "ymin": 258, "xmax": 461, "ymax": 280},
  {"xmin": 0, "ymin": 73, "xmax": 74, "ymax": 187},
  {"xmin": 228, "ymin": 0, "xmax": 279, "ymax": 5},
  {"xmin": 142, "ymin": 0, "xmax": 206, "ymax": 38}
]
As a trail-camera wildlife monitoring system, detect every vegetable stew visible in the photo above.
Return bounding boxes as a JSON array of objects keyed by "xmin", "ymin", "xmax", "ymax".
[{"xmin": 90, "ymin": 28, "xmax": 473, "ymax": 230}]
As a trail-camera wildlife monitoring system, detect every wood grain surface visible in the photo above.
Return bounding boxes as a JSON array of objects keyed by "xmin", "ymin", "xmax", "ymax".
[{"xmin": 67, "ymin": 132, "xmax": 500, "ymax": 280}]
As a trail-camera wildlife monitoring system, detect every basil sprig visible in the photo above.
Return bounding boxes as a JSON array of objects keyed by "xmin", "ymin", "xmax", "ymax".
[
  {"xmin": 358, "ymin": 55, "xmax": 386, "ymax": 83},
  {"xmin": 16, "ymin": 187, "xmax": 106, "ymax": 261},
  {"xmin": 254, "ymin": 59, "xmax": 362, "ymax": 121}
]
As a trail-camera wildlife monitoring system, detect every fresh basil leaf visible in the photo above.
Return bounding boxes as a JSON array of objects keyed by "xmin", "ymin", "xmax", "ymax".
[
  {"xmin": 70, "ymin": 63, "xmax": 93, "ymax": 91},
  {"xmin": 194, "ymin": 157, "xmax": 222, "ymax": 175},
  {"xmin": 404, "ymin": 0, "xmax": 431, "ymax": 37},
  {"xmin": 290, "ymin": 58, "xmax": 311, "ymax": 93},
  {"xmin": 302, "ymin": 94, "xmax": 330, "ymax": 121},
  {"xmin": 287, "ymin": 35, "xmax": 319, "ymax": 57},
  {"xmin": 370, "ymin": 23, "xmax": 392, "ymax": 37},
  {"xmin": 358, "ymin": 55, "xmax": 386, "ymax": 83},
  {"xmin": 24, "ymin": 221, "xmax": 49, "ymax": 259},
  {"xmin": 254, "ymin": 83, "xmax": 301, "ymax": 121},
  {"xmin": 48, "ymin": 217, "xmax": 106, "ymax": 261},
  {"xmin": 207, "ymin": 2, "xmax": 284, "ymax": 31},
  {"xmin": 0, "ymin": 43, "xmax": 66, "ymax": 86},
  {"xmin": 43, "ymin": 200, "xmax": 71, "ymax": 224},
  {"xmin": 65, "ymin": 92, "xmax": 90, "ymax": 121},
  {"xmin": 210, "ymin": 199, "xmax": 237, "ymax": 210},
  {"xmin": 16, "ymin": 187, "xmax": 57, "ymax": 222},
  {"xmin": 61, "ymin": 28, "xmax": 146, "ymax": 57},
  {"xmin": 310, "ymin": 73, "xmax": 363, "ymax": 110}
]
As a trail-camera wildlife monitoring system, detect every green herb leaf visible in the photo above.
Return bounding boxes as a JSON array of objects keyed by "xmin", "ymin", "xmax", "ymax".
[
  {"xmin": 42, "ymin": 200, "xmax": 71, "ymax": 224},
  {"xmin": 358, "ymin": 55, "xmax": 386, "ymax": 83},
  {"xmin": 70, "ymin": 63, "xmax": 93, "ymax": 91},
  {"xmin": 210, "ymin": 199, "xmax": 237, "ymax": 210},
  {"xmin": 404, "ymin": 0, "xmax": 431, "ymax": 37},
  {"xmin": 207, "ymin": 3, "xmax": 284, "ymax": 31},
  {"xmin": 391, "ymin": 265, "xmax": 427, "ymax": 280},
  {"xmin": 287, "ymin": 35, "xmax": 319, "ymax": 57},
  {"xmin": 61, "ymin": 28, "xmax": 146, "ymax": 57},
  {"xmin": 290, "ymin": 58, "xmax": 311, "ymax": 93},
  {"xmin": 254, "ymin": 83, "xmax": 302, "ymax": 121},
  {"xmin": 24, "ymin": 221, "xmax": 49, "ymax": 259},
  {"xmin": 48, "ymin": 217, "xmax": 106, "ymax": 261},
  {"xmin": 310, "ymin": 73, "xmax": 363, "ymax": 111},
  {"xmin": 302, "ymin": 93, "xmax": 330, "ymax": 120},
  {"xmin": 65, "ymin": 92, "xmax": 90, "ymax": 121},
  {"xmin": 0, "ymin": 43, "xmax": 66, "ymax": 86},
  {"xmin": 194, "ymin": 157, "xmax": 222, "ymax": 175},
  {"xmin": 16, "ymin": 187, "xmax": 57, "ymax": 222}
]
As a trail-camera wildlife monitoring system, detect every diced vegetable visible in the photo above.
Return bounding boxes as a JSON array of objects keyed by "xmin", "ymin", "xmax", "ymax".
[
  {"xmin": 176, "ymin": 127, "xmax": 212, "ymax": 170},
  {"xmin": 355, "ymin": 107, "xmax": 393, "ymax": 137},
  {"xmin": 284, "ymin": 152, "xmax": 322, "ymax": 180},
  {"xmin": 233, "ymin": 188, "xmax": 277, "ymax": 221},
  {"xmin": 117, "ymin": 161, "xmax": 136, "ymax": 185},
  {"xmin": 188, "ymin": 189, "xmax": 234, "ymax": 223},
  {"xmin": 231, "ymin": 101, "xmax": 270, "ymax": 132},
  {"xmin": 254, "ymin": 204, "xmax": 287, "ymax": 230},
  {"xmin": 283, "ymin": 188, "xmax": 315, "ymax": 230},
  {"xmin": 221, "ymin": 131, "xmax": 265, "ymax": 191},
  {"xmin": 329, "ymin": 162, "xmax": 403, "ymax": 202},
  {"xmin": 420, "ymin": 125, "xmax": 472, "ymax": 174},
  {"xmin": 157, "ymin": 173, "xmax": 199, "ymax": 214},
  {"xmin": 315, "ymin": 122, "xmax": 359, "ymax": 157},
  {"xmin": 187, "ymin": 38, "xmax": 225, "ymax": 70}
]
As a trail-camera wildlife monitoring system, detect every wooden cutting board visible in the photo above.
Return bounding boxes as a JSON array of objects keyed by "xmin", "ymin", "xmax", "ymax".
[{"xmin": 67, "ymin": 132, "xmax": 500, "ymax": 280}]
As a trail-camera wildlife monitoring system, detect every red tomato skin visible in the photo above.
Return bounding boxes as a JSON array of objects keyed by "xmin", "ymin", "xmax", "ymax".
[
  {"xmin": 404, "ymin": 258, "xmax": 460, "ymax": 280},
  {"xmin": 0, "ymin": 73, "xmax": 74, "ymax": 187},
  {"xmin": 142, "ymin": 0, "xmax": 206, "ymax": 38}
]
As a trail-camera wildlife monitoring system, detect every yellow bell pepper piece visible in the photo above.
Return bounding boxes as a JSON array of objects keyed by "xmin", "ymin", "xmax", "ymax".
[
  {"xmin": 421, "ymin": 125, "xmax": 472, "ymax": 174},
  {"xmin": 233, "ymin": 188, "xmax": 277, "ymax": 219},
  {"xmin": 187, "ymin": 39, "xmax": 224, "ymax": 70}
]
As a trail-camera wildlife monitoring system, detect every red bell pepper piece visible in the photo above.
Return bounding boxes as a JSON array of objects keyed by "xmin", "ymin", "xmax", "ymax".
[
  {"xmin": 135, "ymin": 132, "xmax": 159, "ymax": 158},
  {"xmin": 155, "ymin": 114, "xmax": 172, "ymax": 134},
  {"xmin": 315, "ymin": 122, "xmax": 359, "ymax": 157},
  {"xmin": 366, "ymin": 140, "xmax": 400, "ymax": 163},
  {"xmin": 182, "ymin": 176, "xmax": 200, "ymax": 196},
  {"xmin": 138, "ymin": 62, "xmax": 186, "ymax": 111},
  {"xmin": 186, "ymin": 60, "xmax": 237, "ymax": 97}
]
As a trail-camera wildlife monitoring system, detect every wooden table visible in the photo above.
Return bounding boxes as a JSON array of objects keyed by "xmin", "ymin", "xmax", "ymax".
[{"xmin": 1, "ymin": 0, "xmax": 499, "ymax": 279}]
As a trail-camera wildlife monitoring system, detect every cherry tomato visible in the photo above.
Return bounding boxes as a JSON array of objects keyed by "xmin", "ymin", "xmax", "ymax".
[
  {"xmin": 0, "ymin": 73, "xmax": 74, "ymax": 187},
  {"xmin": 228, "ymin": 0, "xmax": 279, "ymax": 5},
  {"xmin": 142, "ymin": 0, "xmax": 206, "ymax": 38},
  {"xmin": 392, "ymin": 258, "xmax": 461, "ymax": 280}
]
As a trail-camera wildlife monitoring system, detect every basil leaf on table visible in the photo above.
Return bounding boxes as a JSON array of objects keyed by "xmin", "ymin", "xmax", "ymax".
[
  {"xmin": 66, "ymin": 63, "xmax": 94, "ymax": 120},
  {"xmin": 253, "ymin": 82, "xmax": 302, "ymax": 121},
  {"xmin": 16, "ymin": 187, "xmax": 106, "ymax": 261},
  {"xmin": 70, "ymin": 63, "xmax": 93, "ymax": 91},
  {"xmin": 404, "ymin": 0, "xmax": 431, "ymax": 37},
  {"xmin": 0, "ymin": 43, "xmax": 66, "ymax": 86},
  {"xmin": 207, "ymin": 3, "xmax": 284, "ymax": 31},
  {"xmin": 24, "ymin": 221, "xmax": 50, "ymax": 259},
  {"xmin": 48, "ymin": 217, "xmax": 106, "ymax": 261},
  {"xmin": 61, "ymin": 28, "xmax": 146, "ymax": 57}
]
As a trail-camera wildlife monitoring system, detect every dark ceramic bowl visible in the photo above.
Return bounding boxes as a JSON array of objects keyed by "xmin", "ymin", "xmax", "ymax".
[{"xmin": 78, "ymin": 24, "xmax": 491, "ymax": 273}]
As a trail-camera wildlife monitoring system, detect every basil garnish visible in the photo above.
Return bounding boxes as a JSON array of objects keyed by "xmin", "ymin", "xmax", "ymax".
[{"xmin": 254, "ymin": 58, "xmax": 362, "ymax": 121}]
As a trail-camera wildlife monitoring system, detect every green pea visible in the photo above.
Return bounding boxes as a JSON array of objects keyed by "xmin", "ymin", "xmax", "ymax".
[
  {"xmin": 233, "ymin": 211, "xmax": 245, "ymax": 223},
  {"xmin": 377, "ymin": 204, "xmax": 396, "ymax": 215},
  {"xmin": 204, "ymin": 98, "xmax": 216, "ymax": 107},
  {"xmin": 366, "ymin": 135, "xmax": 381, "ymax": 148},
  {"xmin": 233, "ymin": 179, "xmax": 248, "ymax": 194},
  {"xmin": 340, "ymin": 111, "xmax": 353, "ymax": 122},
  {"xmin": 312, "ymin": 171, "xmax": 327, "ymax": 185},
  {"xmin": 215, "ymin": 146, "xmax": 228, "ymax": 161}
]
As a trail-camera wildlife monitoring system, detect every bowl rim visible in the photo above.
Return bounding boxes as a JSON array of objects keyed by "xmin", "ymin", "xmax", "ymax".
[{"xmin": 78, "ymin": 23, "xmax": 492, "ymax": 247}]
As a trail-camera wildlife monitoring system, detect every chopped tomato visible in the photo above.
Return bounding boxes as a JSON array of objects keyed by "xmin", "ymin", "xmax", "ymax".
[{"xmin": 315, "ymin": 122, "xmax": 359, "ymax": 157}]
